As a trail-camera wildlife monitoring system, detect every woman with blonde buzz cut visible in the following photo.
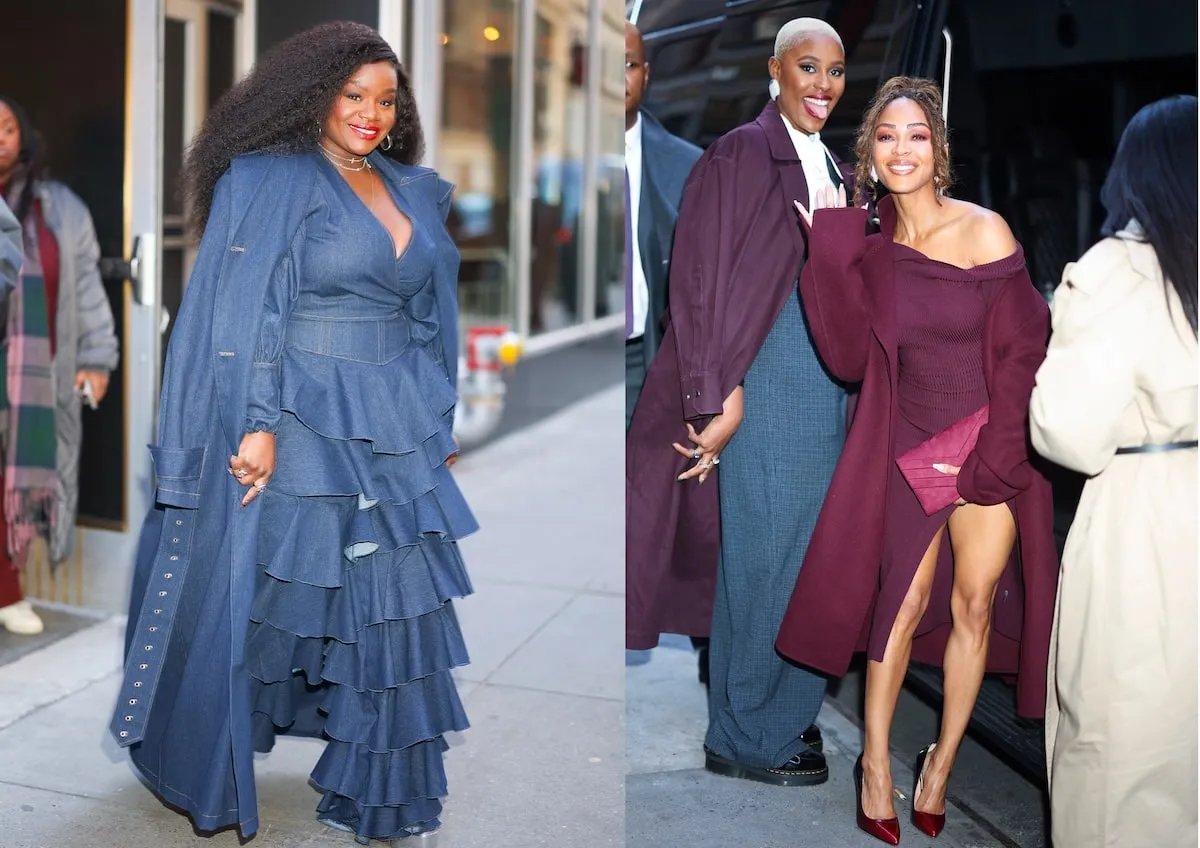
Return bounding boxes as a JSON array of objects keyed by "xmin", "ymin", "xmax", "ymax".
[{"xmin": 627, "ymin": 15, "xmax": 855, "ymax": 789}]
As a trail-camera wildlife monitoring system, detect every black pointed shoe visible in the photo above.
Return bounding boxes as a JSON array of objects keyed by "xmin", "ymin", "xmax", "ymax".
[{"xmin": 704, "ymin": 746, "xmax": 829, "ymax": 786}]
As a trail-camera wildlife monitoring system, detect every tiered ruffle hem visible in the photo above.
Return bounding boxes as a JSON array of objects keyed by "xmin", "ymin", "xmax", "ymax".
[{"xmin": 245, "ymin": 339, "xmax": 476, "ymax": 842}]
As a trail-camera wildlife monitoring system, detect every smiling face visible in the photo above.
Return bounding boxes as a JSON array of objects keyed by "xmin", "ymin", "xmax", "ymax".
[
  {"xmin": 321, "ymin": 60, "xmax": 399, "ymax": 159},
  {"xmin": 871, "ymin": 97, "xmax": 936, "ymax": 196},
  {"xmin": 768, "ymin": 34, "xmax": 846, "ymax": 134}
]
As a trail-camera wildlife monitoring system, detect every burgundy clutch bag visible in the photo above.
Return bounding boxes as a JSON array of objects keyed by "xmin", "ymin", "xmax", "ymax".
[{"xmin": 896, "ymin": 405, "xmax": 989, "ymax": 516}]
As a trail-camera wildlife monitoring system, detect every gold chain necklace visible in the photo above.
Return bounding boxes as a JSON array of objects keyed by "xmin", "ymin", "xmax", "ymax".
[
  {"xmin": 318, "ymin": 141, "xmax": 365, "ymax": 164},
  {"xmin": 318, "ymin": 144, "xmax": 371, "ymax": 172}
]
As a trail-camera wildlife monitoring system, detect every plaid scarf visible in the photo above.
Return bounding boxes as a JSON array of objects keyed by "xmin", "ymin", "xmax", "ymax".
[{"xmin": 0, "ymin": 258, "xmax": 57, "ymax": 559}]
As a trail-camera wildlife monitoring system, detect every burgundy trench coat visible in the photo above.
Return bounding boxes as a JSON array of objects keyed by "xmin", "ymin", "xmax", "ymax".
[
  {"xmin": 774, "ymin": 197, "xmax": 1059, "ymax": 718},
  {"xmin": 625, "ymin": 100, "xmax": 853, "ymax": 651}
]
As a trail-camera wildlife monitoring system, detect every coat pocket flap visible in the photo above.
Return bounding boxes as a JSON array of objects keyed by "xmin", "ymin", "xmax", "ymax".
[{"xmin": 149, "ymin": 446, "xmax": 206, "ymax": 509}]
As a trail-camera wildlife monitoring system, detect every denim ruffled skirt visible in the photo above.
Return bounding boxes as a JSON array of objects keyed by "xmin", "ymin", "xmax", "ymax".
[{"xmin": 244, "ymin": 325, "xmax": 476, "ymax": 841}]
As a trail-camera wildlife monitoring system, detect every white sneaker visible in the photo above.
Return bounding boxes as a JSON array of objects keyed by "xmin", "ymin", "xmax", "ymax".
[{"xmin": 0, "ymin": 600, "xmax": 44, "ymax": 635}]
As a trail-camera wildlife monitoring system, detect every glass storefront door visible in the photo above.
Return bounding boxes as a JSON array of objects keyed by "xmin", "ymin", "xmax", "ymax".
[
  {"xmin": 0, "ymin": 0, "xmax": 244, "ymax": 611},
  {"xmin": 438, "ymin": 0, "xmax": 519, "ymax": 333},
  {"xmin": 0, "ymin": 0, "xmax": 162, "ymax": 609}
]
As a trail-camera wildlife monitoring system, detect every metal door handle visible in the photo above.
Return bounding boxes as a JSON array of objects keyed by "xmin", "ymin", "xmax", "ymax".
[
  {"xmin": 132, "ymin": 232, "xmax": 156, "ymax": 307},
  {"xmin": 98, "ymin": 232, "xmax": 156, "ymax": 307}
]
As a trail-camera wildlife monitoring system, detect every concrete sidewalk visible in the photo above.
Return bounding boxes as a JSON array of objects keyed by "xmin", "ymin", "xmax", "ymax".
[
  {"xmin": 627, "ymin": 637, "xmax": 1015, "ymax": 848},
  {"xmin": 0, "ymin": 383, "xmax": 625, "ymax": 848}
]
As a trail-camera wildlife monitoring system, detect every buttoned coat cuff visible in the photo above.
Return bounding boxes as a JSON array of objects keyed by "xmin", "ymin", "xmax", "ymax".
[{"xmin": 681, "ymin": 371, "xmax": 724, "ymax": 419}]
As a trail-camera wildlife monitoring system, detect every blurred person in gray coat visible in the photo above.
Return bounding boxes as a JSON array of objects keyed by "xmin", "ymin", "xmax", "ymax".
[
  {"xmin": 625, "ymin": 20, "xmax": 701, "ymax": 428},
  {"xmin": 0, "ymin": 96, "xmax": 119, "ymax": 635}
]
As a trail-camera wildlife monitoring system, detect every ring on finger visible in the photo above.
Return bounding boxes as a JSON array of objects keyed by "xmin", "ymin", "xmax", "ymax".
[
  {"xmin": 253, "ymin": 481, "xmax": 267, "ymax": 491},
  {"xmin": 690, "ymin": 449, "xmax": 701, "ymax": 460},
  {"xmin": 712, "ymin": 457, "xmax": 721, "ymax": 466},
  {"xmin": 234, "ymin": 469, "xmax": 248, "ymax": 479}
]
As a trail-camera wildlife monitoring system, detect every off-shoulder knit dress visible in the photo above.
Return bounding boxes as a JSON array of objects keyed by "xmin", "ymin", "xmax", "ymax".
[
  {"xmin": 870, "ymin": 245, "xmax": 1022, "ymax": 661},
  {"xmin": 242, "ymin": 158, "xmax": 476, "ymax": 841}
]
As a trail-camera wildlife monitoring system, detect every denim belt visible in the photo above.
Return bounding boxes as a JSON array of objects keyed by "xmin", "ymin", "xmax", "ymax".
[
  {"xmin": 1115, "ymin": 440, "xmax": 1198, "ymax": 455},
  {"xmin": 285, "ymin": 311, "xmax": 410, "ymax": 364}
]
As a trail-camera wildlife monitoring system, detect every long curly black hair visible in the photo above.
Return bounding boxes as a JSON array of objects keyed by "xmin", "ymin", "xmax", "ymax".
[{"xmin": 182, "ymin": 20, "xmax": 424, "ymax": 237}]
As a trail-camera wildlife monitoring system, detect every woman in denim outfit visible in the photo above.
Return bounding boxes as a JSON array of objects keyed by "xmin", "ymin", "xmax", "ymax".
[{"xmin": 114, "ymin": 22, "xmax": 475, "ymax": 844}]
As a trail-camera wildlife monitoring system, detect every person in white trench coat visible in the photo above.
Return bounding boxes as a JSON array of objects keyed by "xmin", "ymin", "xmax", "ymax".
[{"xmin": 1029, "ymin": 94, "xmax": 1198, "ymax": 848}]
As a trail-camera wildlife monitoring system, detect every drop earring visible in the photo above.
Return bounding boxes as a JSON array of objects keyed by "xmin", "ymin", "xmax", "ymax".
[
  {"xmin": 768, "ymin": 78, "xmax": 780, "ymax": 100},
  {"xmin": 870, "ymin": 164, "xmax": 878, "ymax": 182}
]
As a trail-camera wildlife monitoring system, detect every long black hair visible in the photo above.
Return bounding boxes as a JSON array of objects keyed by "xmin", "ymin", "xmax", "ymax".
[
  {"xmin": 1100, "ymin": 94, "xmax": 1197, "ymax": 337},
  {"xmin": 182, "ymin": 20, "xmax": 424, "ymax": 237},
  {"xmin": 0, "ymin": 95, "xmax": 46, "ymax": 223}
]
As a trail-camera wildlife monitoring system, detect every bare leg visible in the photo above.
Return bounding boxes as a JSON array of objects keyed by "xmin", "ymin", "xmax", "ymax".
[
  {"xmin": 916, "ymin": 502, "xmax": 1016, "ymax": 815},
  {"xmin": 860, "ymin": 527, "xmax": 945, "ymax": 819}
]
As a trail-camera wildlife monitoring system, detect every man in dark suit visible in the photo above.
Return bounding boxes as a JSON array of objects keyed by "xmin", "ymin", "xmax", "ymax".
[{"xmin": 625, "ymin": 20, "xmax": 701, "ymax": 429}]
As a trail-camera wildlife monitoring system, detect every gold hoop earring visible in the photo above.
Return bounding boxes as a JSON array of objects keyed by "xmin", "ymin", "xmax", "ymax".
[{"xmin": 380, "ymin": 134, "xmax": 393, "ymax": 152}]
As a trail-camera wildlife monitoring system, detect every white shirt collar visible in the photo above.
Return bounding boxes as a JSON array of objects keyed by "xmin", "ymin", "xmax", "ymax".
[
  {"xmin": 626, "ymin": 113, "xmax": 643, "ymax": 153},
  {"xmin": 780, "ymin": 110, "xmax": 821, "ymax": 146}
]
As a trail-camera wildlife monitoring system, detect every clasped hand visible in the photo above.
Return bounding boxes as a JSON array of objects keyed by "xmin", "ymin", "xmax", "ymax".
[
  {"xmin": 230, "ymin": 431, "xmax": 275, "ymax": 507},
  {"xmin": 672, "ymin": 386, "xmax": 744, "ymax": 484}
]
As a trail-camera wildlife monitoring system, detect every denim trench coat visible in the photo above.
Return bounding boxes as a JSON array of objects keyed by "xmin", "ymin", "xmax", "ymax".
[{"xmin": 109, "ymin": 150, "xmax": 458, "ymax": 837}]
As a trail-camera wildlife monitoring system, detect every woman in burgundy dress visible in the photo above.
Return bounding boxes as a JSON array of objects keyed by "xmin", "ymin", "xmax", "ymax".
[{"xmin": 781, "ymin": 77, "xmax": 1057, "ymax": 844}]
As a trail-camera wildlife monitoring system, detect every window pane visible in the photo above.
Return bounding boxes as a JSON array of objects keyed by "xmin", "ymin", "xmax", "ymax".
[
  {"xmin": 256, "ymin": 0, "xmax": 377, "ymax": 52},
  {"xmin": 529, "ymin": 0, "xmax": 591, "ymax": 333},
  {"xmin": 440, "ymin": 0, "xmax": 517, "ymax": 328},
  {"xmin": 640, "ymin": 0, "xmax": 917, "ymax": 159}
]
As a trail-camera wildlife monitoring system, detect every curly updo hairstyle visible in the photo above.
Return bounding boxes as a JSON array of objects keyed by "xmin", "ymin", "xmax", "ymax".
[
  {"xmin": 182, "ymin": 20, "xmax": 424, "ymax": 236},
  {"xmin": 852, "ymin": 76, "xmax": 952, "ymax": 207}
]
